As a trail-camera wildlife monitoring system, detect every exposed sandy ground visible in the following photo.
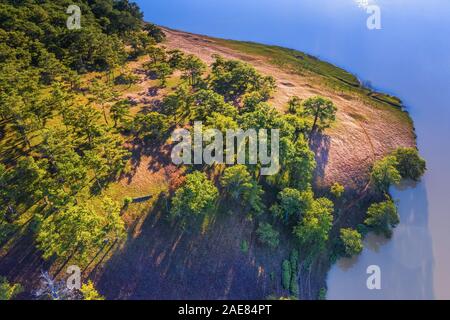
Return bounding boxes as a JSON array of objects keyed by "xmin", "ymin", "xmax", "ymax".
[{"xmin": 161, "ymin": 28, "xmax": 416, "ymax": 191}]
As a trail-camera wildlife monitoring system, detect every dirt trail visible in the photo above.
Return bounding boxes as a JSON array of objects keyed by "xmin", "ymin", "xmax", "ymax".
[{"xmin": 161, "ymin": 28, "xmax": 416, "ymax": 190}]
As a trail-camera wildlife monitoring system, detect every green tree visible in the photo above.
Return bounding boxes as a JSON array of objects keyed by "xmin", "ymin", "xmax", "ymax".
[
  {"xmin": 220, "ymin": 165, "xmax": 253, "ymax": 201},
  {"xmin": 167, "ymin": 49, "xmax": 185, "ymax": 69},
  {"xmin": 147, "ymin": 46, "xmax": 167, "ymax": 65},
  {"xmin": 36, "ymin": 204, "xmax": 104, "ymax": 262},
  {"xmin": 241, "ymin": 92, "xmax": 265, "ymax": 113},
  {"xmin": 0, "ymin": 91, "xmax": 36, "ymax": 149},
  {"xmin": 90, "ymin": 79, "xmax": 119, "ymax": 125},
  {"xmin": 283, "ymin": 114, "xmax": 311, "ymax": 141},
  {"xmin": 392, "ymin": 147, "xmax": 426, "ymax": 181},
  {"xmin": 40, "ymin": 129, "xmax": 88, "ymax": 205},
  {"xmin": 84, "ymin": 130, "xmax": 130, "ymax": 189},
  {"xmin": 290, "ymin": 273, "xmax": 299, "ymax": 297},
  {"xmin": 0, "ymin": 277, "xmax": 22, "ymax": 300},
  {"xmin": 273, "ymin": 136, "xmax": 316, "ymax": 190},
  {"xmin": 272, "ymin": 187, "xmax": 314, "ymax": 225},
  {"xmin": 190, "ymin": 89, "xmax": 237, "ymax": 121},
  {"xmin": 211, "ymin": 55, "xmax": 276, "ymax": 102},
  {"xmin": 301, "ymin": 96, "xmax": 337, "ymax": 137},
  {"xmin": 282, "ymin": 260, "xmax": 291, "ymax": 290},
  {"xmin": 101, "ymin": 197, "xmax": 126, "ymax": 243},
  {"xmin": 371, "ymin": 155, "xmax": 401, "ymax": 192},
  {"xmin": 127, "ymin": 31, "xmax": 154, "ymax": 58},
  {"xmin": 294, "ymin": 198, "xmax": 334, "ymax": 263},
  {"xmin": 340, "ymin": 228, "xmax": 363, "ymax": 257},
  {"xmin": 144, "ymin": 23, "xmax": 166, "ymax": 43},
  {"xmin": 205, "ymin": 112, "xmax": 239, "ymax": 134},
  {"xmin": 160, "ymin": 85, "xmax": 193, "ymax": 120},
  {"xmin": 256, "ymin": 222, "xmax": 279, "ymax": 249},
  {"xmin": 110, "ymin": 99, "xmax": 131, "ymax": 128},
  {"xmin": 181, "ymin": 54, "xmax": 206, "ymax": 87},
  {"xmin": 44, "ymin": 83, "xmax": 73, "ymax": 125},
  {"xmin": 80, "ymin": 281, "xmax": 105, "ymax": 301},
  {"xmin": 99, "ymin": 34, "xmax": 127, "ymax": 82},
  {"xmin": 220, "ymin": 165, "xmax": 265, "ymax": 214},
  {"xmin": 318, "ymin": 288, "xmax": 327, "ymax": 300},
  {"xmin": 287, "ymin": 96, "xmax": 302, "ymax": 114},
  {"xmin": 0, "ymin": 157, "xmax": 48, "ymax": 220},
  {"xmin": 63, "ymin": 103, "xmax": 102, "ymax": 146},
  {"xmin": 365, "ymin": 199, "xmax": 399, "ymax": 238},
  {"xmin": 148, "ymin": 62, "xmax": 172, "ymax": 87},
  {"xmin": 133, "ymin": 112, "xmax": 170, "ymax": 142},
  {"xmin": 171, "ymin": 172, "xmax": 219, "ymax": 226},
  {"xmin": 64, "ymin": 29, "xmax": 126, "ymax": 74},
  {"xmin": 290, "ymin": 250, "xmax": 300, "ymax": 272}
]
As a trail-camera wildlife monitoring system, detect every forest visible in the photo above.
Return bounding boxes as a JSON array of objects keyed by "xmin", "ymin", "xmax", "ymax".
[{"xmin": 0, "ymin": 0, "xmax": 426, "ymax": 300}]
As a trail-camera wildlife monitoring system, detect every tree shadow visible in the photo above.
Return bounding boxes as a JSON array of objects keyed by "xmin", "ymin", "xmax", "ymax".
[
  {"xmin": 309, "ymin": 132, "xmax": 331, "ymax": 186},
  {"xmin": 94, "ymin": 194, "xmax": 280, "ymax": 300},
  {"xmin": 147, "ymin": 86, "xmax": 160, "ymax": 97},
  {"xmin": 0, "ymin": 229, "xmax": 52, "ymax": 297},
  {"xmin": 120, "ymin": 137, "xmax": 174, "ymax": 185}
]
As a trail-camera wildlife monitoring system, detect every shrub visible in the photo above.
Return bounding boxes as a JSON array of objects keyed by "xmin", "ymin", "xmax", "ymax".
[
  {"xmin": 318, "ymin": 288, "xmax": 327, "ymax": 300},
  {"xmin": 330, "ymin": 182, "xmax": 345, "ymax": 198},
  {"xmin": 256, "ymin": 223, "xmax": 280, "ymax": 249},
  {"xmin": 240, "ymin": 240, "xmax": 249, "ymax": 254},
  {"xmin": 123, "ymin": 197, "xmax": 133, "ymax": 208},
  {"xmin": 282, "ymin": 260, "xmax": 291, "ymax": 290},
  {"xmin": 287, "ymin": 96, "xmax": 302, "ymax": 114},
  {"xmin": 290, "ymin": 249, "xmax": 299, "ymax": 271},
  {"xmin": 290, "ymin": 273, "xmax": 299, "ymax": 297}
]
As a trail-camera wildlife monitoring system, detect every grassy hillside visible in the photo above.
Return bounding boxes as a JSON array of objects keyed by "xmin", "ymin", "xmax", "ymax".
[{"xmin": 216, "ymin": 39, "xmax": 405, "ymax": 108}]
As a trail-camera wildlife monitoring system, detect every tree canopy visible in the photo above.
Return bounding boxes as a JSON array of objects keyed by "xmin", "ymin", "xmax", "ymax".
[
  {"xmin": 365, "ymin": 199, "xmax": 399, "ymax": 238},
  {"xmin": 220, "ymin": 165, "xmax": 265, "ymax": 214},
  {"xmin": 371, "ymin": 155, "xmax": 401, "ymax": 192},
  {"xmin": 171, "ymin": 172, "xmax": 219, "ymax": 226},
  {"xmin": 340, "ymin": 228, "xmax": 363, "ymax": 257},
  {"xmin": 392, "ymin": 147, "xmax": 426, "ymax": 181},
  {"xmin": 294, "ymin": 198, "xmax": 334, "ymax": 263},
  {"xmin": 301, "ymin": 96, "xmax": 337, "ymax": 137}
]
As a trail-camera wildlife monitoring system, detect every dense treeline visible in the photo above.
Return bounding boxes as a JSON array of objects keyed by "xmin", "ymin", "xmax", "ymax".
[
  {"xmin": 141, "ymin": 39, "xmax": 339, "ymax": 279},
  {"xmin": 0, "ymin": 0, "xmax": 157, "ymax": 252},
  {"xmin": 0, "ymin": 0, "xmax": 427, "ymax": 300},
  {"xmin": 0, "ymin": 0, "xmax": 154, "ymax": 299},
  {"xmin": 1, "ymin": 0, "xmax": 143, "ymax": 73}
]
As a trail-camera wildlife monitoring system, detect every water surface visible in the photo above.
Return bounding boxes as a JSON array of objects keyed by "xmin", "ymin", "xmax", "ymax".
[{"xmin": 137, "ymin": 0, "xmax": 450, "ymax": 299}]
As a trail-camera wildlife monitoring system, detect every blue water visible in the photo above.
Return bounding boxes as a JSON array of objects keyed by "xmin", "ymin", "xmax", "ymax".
[{"xmin": 137, "ymin": 0, "xmax": 450, "ymax": 299}]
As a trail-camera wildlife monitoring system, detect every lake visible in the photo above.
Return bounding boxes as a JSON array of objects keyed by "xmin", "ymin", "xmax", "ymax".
[{"xmin": 136, "ymin": 0, "xmax": 450, "ymax": 299}]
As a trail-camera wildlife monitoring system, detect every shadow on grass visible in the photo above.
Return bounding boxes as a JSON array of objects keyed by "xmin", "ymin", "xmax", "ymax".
[{"xmin": 94, "ymin": 194, "xmax": 280, "ymax": 300}]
